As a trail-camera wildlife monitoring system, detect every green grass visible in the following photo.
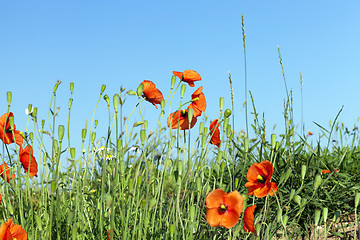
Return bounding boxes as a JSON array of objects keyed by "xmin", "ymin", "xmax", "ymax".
[{"xmin": 1, "ymin": 73, "xmax": 360, "ymax": 240}]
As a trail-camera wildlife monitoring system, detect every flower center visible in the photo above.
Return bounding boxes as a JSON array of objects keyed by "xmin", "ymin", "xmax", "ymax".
[
  {"xmin": 257, "ymin": 175, "xmax": 266, "ymax": 184},
  {"xmin": 181, "ymin": 109, "xmax": 187, "ymax": 116},
  {"xmin": 218, "ymin": 204, "xmax": 228, "ymax": 213}
]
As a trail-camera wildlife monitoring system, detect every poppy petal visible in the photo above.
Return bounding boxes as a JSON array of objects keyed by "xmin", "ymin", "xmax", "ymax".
[
  {"xmin": 19, "ymin": 145, "xmax": 38, "ymax": 177},
  {"xmin": 206, "ymin": 189, "xmax": 226, "ymax": 209},
  {"xmin": 224, "ymin": 190, "xmax": 243, "ymax": 216},
  {"xmin": 244, "ymin": 205, "xmax": 257, "ymax": 234},
  {"xmin": 206, "ymin": 208, "xmax": 222, "ymax": 227},
  {"xmin": 220, "ymin": 210, "xmax": 241, "ymax": 229},
  {"xmin": 253, "ymin": 183, "xmax": 272, "ymax": 198}
]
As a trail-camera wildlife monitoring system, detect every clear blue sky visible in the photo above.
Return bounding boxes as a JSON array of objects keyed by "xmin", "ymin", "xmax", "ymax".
[{"xmin": 1, "ymin": 1, "xmax": 360, "ymax": 157}]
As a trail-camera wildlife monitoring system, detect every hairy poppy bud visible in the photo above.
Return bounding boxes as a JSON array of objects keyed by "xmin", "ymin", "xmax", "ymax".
[
  {"xmin": 58, "ymin": 125, "xmax": 65, "ymax": 142},
  {"xmin": 219, "ymin": 97, "xmax": 224, "ymax": 111},
  {"xmin": 101, "ymin": 84, "xmax": 106, "ymax": 95},
  {"xmin": 70, "ymin": 148, "xmax": 75, "ymax": 160},
  {"xmin": 314, "ymin": 209, "xmax": 321, "ymax": 226},
  {"xmin": 180, "ymin": 84, "xmax": 186, "ymax": 98},
  {"xmin": 7, "ymin": 92, "xmax": 12, "ymax": 106},
  {"xmin": 323, "ymin": 207, "xmax": 328, "ymax": 223},
  {"xmin": 271, "ymin": 134, "xmax": 276, "ymax": 149},
  {"xmin": 70, "ymin": 82, "xmax": 74, "ymax": 94},
  {"xmin": 113, "ymin": 94, "xmax": 119, "ymax": 112}
]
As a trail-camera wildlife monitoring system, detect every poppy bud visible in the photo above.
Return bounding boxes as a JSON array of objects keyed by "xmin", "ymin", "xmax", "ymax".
[
  {"xmin": 68, "ymin": 98, "xmax": 73, "ymax": 109},
  {"xmin": 70, "ymin": 148, "xmax": 75, "ymax": 160},
  {"xmin": 105, "ymin": 193, "xmax": 113, "ymax": 208},
  {"xmin": 51, "ymin": 181, "xmax": 57, "ymax": 193},
  {"xmin": 53, "ymin": 140, "xmax": 59, "ymax": 154},
  {"xmin": 234, "ymin": 178, "xmax": 239, "ymax": 188},
  {"xmin": 101, "ymin": 84, "xmax": 106, "ymax": 95},
  {"xmin": 81, "ymin": 128, "xmax": 87, "ymax": 141},
  {"xmin": 91, "ymin": 132, "xmax": 96, "ymax": 143},
  {"xmin": 217, "ymin": 151, "xmax": 223, "ymax": 162},
  {"xmin": 119, "ymin": 161, "xmax": 125, "ymax": 175},
  {"xmin": 33, "ymin": 107, "xmax": 38, "ymax": 118},
  {"xmin": 103, "ymin": 94, "xmax": 110, "ymax": 107},
  {"xmin": 136, "ymin": 84, "xmax": 144, "ymax": 97},
  {"xmin": 35, "ymin": 215, "xmax": 42, "ymax": 230},
  {"xmin": 137, "ymin": 175, "xmax": 142, "ymax": 186},
  {"xmin": 169, "ymin": 224, "xmax": 175, "ymax": 238},
  {"xmin": 323, "ymin": 207, "xmax": 328, "ymax": 223},
  {"xmin": 244, "ymin": 138, "xmax": 249, "ymax": 152},
  {"xmin": 8, "ymin": 116, "xmax": 14, "ymax": 132},
  {"xmin": 180, "ymin": 84, "xmax": 186, "ymax": 99},
  {"xmin": 177, "ymin": 160, "xmax": 183, "ymax": 175},
  {"xmin": 289, "ymin": 189, "xmax": 296, "ymax": 201},
  {"xmin": 301, "ymin": 198, "xmax": 307, "ymax": 208},
  {"xmin": 219, "ymin": 97, "xmax": 224, "ymax": 111},
  {"xmin": 199, "ymin": 122, "xmax": 204, "ymax": 134},
  {"xmin": 160, "ymin": 99, "xmax": 165, "ymax": 110},
  {"xmin": 140, "ymin": 130, "xmax": 146, "ymax": 145},
  {"xmin": 70, "ymin": 82, "xmax": 74, "ymax": 93},
  {"xmin": 58, "ymin": 125, "xmax": 65, "ymax": 142},
  {"xmin": 220, "ymin": 161, "xmax": 225, "ymax": 171},
  {"xmin": 276, "ymin": 141, "xmax": 280, "ymax": 151},
  {"xmin": 42, "ymin": 119, "xmax": 45, "ymax": 129},
  {"xmin": 282, "ymin": 215, "xmax": 289, "ymax": 226},
  {"xmin": 271, "ymin": 134, "xmax": 276, "ymax": 149},
  {"xmin": 7, "ymin": 91, "xmax": 12, "ymax": 106},
  {"xmin": 95, "ymin": 120, "xmax": 98, "ymax": 128},
  {"xmin": 293, "ymin": 195, "xmax": 301, "ymax": 206},
  {"xmin": 8, "ymin": 204, "xmax": 14, "ymax": 215},
  {"xmin": 128, "ymin": 178, "xmax": 134, "ymax": 192},
  {"xmin": 196, "ymin": 177, "xmax": 202, "ymax": 191},
  {"xmin": 29, "ymin": 132, "xmax": 33, "ymax": 142},
  {"xmin": 144, "ymin": 120, "xmax": 148, "ymax": 130},
  {"xmin": 28, "ymin": 104, "xmax": 33, "ymax": 113},
  {"xmin": 188, "ymin": 108, "xmax": 193, "ymax": 125},
  {"xmin": 113, "ymin": 94, "xmax": 119, "ymax": 112},
  {"xmin": 277, "ymin": 208, "xmax": 282, "ymax": 222},
  {"xmin": 356, "ymin": 192, "xmax": 360, "ymax": 208},
  {"xmin": 54, "ymin": 80, "xmax": 61, "ymax": 93},
  {"xmin": 314, "ymin": 209, "xmax": 321, "ymax": 226},
  {"xmin": 224, "ymin": 109, "xmax": 232, "ymax": 118},
  {"xmin": 255, "ymin": 223, "xmax": 261, "ymax": 235},
  {"xmin": 171, "ymin": 75, "xmax": 176, "ymax": 89},
  {"xmin": 127, "ymin": 90, "xmax": 137, "ymax": 96},
  {"xmin": 189, "ymin": 205, "xmax": 195, "ymax": 222},
  {"xmin": 301, "ymin": 165, "xmax": 307, "ymax": 180},
  {"xmin": 314, "ymin": 174, "xmax": 322, "ymax": 189},
  {"xmin": 201, "ymin": 134, "xmax": 207, "ymax": 149}
]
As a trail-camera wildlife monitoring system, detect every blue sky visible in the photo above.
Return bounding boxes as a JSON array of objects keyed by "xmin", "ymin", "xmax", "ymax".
[{"xmin": 1, "ymin": 1, "xmax": 360, "ymax": 157}]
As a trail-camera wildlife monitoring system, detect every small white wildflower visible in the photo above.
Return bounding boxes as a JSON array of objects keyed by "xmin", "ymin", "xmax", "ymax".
[{"xmin": 25, "ymin": 108, "xmax": 33, "ymax": 115}]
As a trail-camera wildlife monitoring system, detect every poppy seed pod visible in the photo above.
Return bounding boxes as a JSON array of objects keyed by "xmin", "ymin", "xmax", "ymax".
[{"xmin": 58, "ymin": 125, "xmax": 65, "ymax": 142}]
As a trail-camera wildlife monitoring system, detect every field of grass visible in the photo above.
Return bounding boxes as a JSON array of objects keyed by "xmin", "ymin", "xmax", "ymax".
[{"xmin": 1, "ymin": 67, "xmax": 360, "ymax": 240}]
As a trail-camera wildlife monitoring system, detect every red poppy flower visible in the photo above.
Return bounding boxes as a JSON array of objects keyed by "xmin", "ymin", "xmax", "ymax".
[
  {"xmin": 167, "ymin": 109, "xmax": 197, "ymax": 130},
  {"xmin": 19, "ymin": 145, "xmax": 38, "ymax": 177},
  {"xmin": 0, "ymin": 219, "xmax": 27, "ymax": 240},
  {"xmin": 173, "ymin": 70, "xmax": 201, "ymax": 87},
  {"xmin": 187, "ymin": 86, "xmax": 206, "ymax": 117},
  {"xmin": 308, "ymin": 131, "xmax": 313, "ymax": 136},
  {"xmin": 206, "ymin": 189, "xmax": 243, "ymax": 229},
  {"xmin": 0, "ymin": 113, "xmax": 23, "ymax": 146},
  {"xmin": 140, "ymin": 80, "xmax": 164, "ymax": 109},
  {"xmin": 243, "ymin": 205, "xmax": 257, "ymax": 234},
  {"xmin": 209, "ymin": 119, "xmax": 221, "ymax": 147},
  {"xmin": 322, "ymin": 169, "xmax": 331, "ymax": 174},
  {"xmin": 244, "ymin": 161, "xmax": 277, "ymax": 198},
  {"xmin": 0, "ymin": 162, "xmax": 15, "ymax": 183}
]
